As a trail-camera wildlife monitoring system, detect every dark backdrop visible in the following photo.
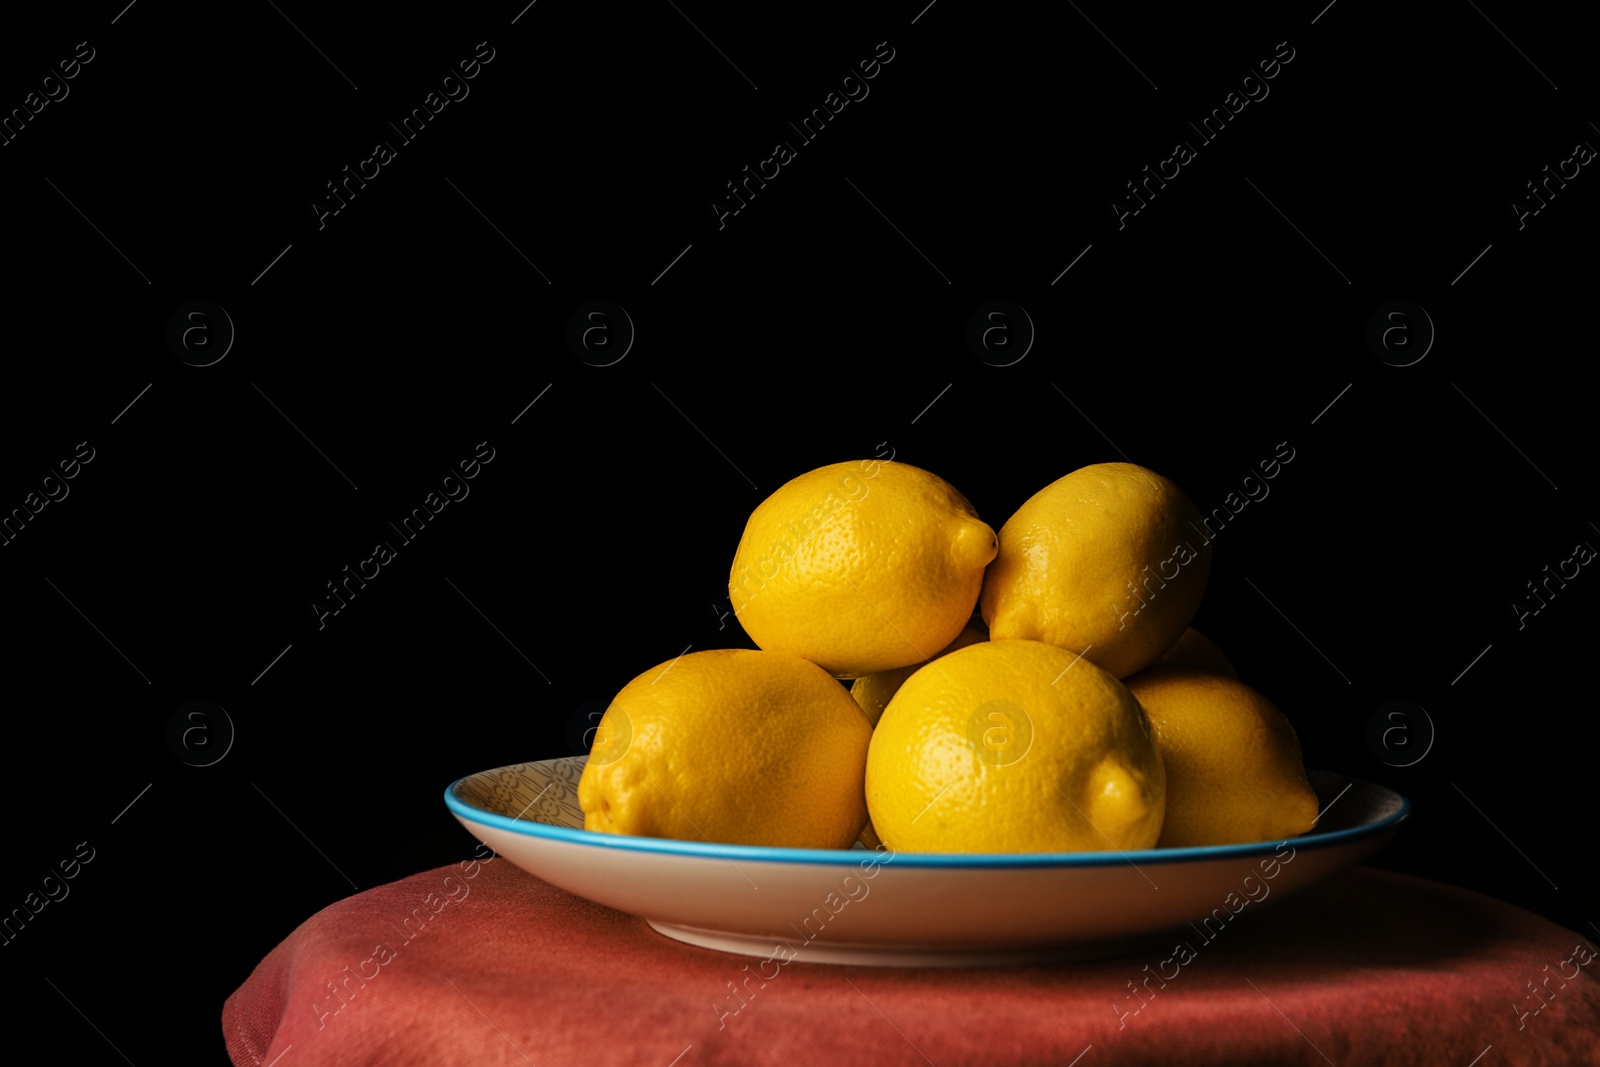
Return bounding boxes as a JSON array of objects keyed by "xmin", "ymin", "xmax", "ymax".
[{"xmin": 3, "ymin": 2, "xmax": 1595, "ymax": 1063}]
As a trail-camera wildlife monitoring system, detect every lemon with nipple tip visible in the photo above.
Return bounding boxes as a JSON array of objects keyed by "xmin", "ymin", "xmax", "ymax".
[
  {"xmin": 981, "ymin": 462, "xmax": 1211, "ymax": 679},
  {"xmin": 577, "ymin": 648, "xmax": 872, "ymax": 849},
  {"xmin": 730, "ymin": 459, "xmax": 997, "ymax": 679},
  {"xmin": 1122, "ymin": 664, "xmax": 1318, "ymax": 848},
  {"xmin": 865, "ymin": 639, "xmax": 1166, "ymax": 853}
]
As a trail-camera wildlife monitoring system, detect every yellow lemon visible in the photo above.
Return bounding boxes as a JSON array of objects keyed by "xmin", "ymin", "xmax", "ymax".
[
  {"xmin": 1154, "ymin": 627, "xmax": 1238, "ymax": 678},
  {"xmin": 849, "ymin": 620, "xmax": 989, "ymax": 728},
  {"xmin": 981, "ymin": 462, "xmax": 1212, "ymax": 679},
  {"xmin": 1121, "ymin": 664, "xmax": 1318, "ymax": 848},
  {"xmin": 730, "ymin": 459, "xmax": 997, "ymax": 678},
  {"xmin": 577, "ymin": 649, "xmax": 871, "ymax": 849},
  {"xmin": 865, "ymin": 639, "xmax": 1165, "ymax": 853}
]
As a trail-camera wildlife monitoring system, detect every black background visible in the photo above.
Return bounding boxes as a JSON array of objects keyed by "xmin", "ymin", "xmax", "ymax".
[{"xmin": 2, "ymin": 2, "xmax": 1596, "ymax": 1063}]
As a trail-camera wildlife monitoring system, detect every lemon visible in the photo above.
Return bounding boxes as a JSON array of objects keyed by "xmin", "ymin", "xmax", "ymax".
[
  {"xmin": 850, "ymin": 619, "xmax": 989, "ymax": 728},
  {"xmin": 577, "ymin": 649, "xmax": 871, "ymax": 849},
  {"xmin": 730, "ymin": 459, "xmax": 997, "ymax": 678},
  {"xmin": 981, "ymin": 462, "xmax": 1212, "ymax": 679},
  {"xmin": 1121, "ymin": 664, "xmax": 1318, "ymax": 848},
  {"xmin": 1154, "ymin": 627, "xmax": 1237, "ymax": 678},
  {"xmin": 865, "ymin": 639, "xmax": 1165, "ymax": 853}
]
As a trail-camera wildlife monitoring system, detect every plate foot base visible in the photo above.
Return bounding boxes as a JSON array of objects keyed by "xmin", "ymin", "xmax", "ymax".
[{"xmin": 646, "ymin": 921, "xmax": 1169, "ymax": 968}]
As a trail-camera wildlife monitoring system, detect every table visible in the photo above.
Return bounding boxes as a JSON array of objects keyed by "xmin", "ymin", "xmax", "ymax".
[{"xmin": 224, "ymin": 855, "xmax": 1600, "ymax": 1065}]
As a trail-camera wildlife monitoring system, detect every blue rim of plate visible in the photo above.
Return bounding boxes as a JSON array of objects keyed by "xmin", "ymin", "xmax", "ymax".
[{"xmin": 444, "ymin": 766, "xmax": 1410, "ymax": 870}]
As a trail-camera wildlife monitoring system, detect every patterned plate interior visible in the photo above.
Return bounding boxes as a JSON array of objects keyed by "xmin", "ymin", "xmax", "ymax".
[{"xmin": 453, "ymin": 756, "xmax": 589, "ymax": 829}]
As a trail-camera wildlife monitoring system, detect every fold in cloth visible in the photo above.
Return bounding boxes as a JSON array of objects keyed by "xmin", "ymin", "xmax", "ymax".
[{"xmin": 223, "ymin": 852, "xmax": 1600, "ymax": 1066}]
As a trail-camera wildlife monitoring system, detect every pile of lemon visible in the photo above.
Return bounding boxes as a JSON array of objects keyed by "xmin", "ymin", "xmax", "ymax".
[{"xmin": 576, "ymin": 460, "xmax": 1320, "ymax": 854}]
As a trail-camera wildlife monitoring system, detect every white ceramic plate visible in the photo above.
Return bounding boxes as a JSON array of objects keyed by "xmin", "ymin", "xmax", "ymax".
[{"xmin": 445, "ymin": 758, "xmax": 1408, "ymax": 967}]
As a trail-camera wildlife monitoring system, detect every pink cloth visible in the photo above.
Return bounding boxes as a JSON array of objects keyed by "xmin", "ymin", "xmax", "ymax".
[{"xmin": 223, "ymin": 853, "xmax": 1600, "ymax": 1065}]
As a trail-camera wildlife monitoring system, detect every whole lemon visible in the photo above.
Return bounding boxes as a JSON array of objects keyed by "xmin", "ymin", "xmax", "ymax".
[
  {"xmin": 1154, "ymin": 627, "xmax": 1238, "ymax": 678},
  {"xmin": 730, "ymin": 459, "xmax": 997, "ymax": 678},
  {"xmin": 577, "ymin": 649, "xmax": 871, "ymax": 849},
  {"xmin": 866, "ymin": 639, "xmax": 1166, "ymax": 853},
  {"xmin": 1121, "ymin": 664, "xmax": 1318, "ymax": 848},
  {"xmin": 981, "ymin": 462, "xmax": 1211, "ymax": 679}
]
